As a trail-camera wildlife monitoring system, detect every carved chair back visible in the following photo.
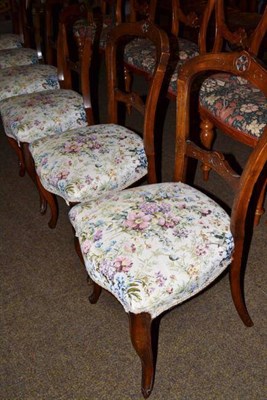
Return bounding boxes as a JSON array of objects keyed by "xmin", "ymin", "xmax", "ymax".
[
  {"xmin": 106, "ymin": 19, "xmax": 170, "ymax": 183},
  {"xmin": 56, "ymin": 2, "xmax": 95, "ymax": 125},
  {"xmin": 175, "ymin": 49, "xmax": 267, "ymax": 325}
]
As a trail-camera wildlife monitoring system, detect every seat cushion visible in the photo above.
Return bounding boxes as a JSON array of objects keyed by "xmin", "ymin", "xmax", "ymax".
[
  {"xmin": 69, "ymin": 182, "xmax": 233, "ymax": 318},
  {"xmin": 72, "ymin": 17, "xmax": 114, "ymax": 51},
  {"xmin": 1, "ymin": 89, "xmax": 88, "ymax": 144},
  {"xmin": 0, "ymin": 33, "xmax": 23, "ymax": 50},
  {"xmin": 199, "ymin": 73, "xmax": 267, "ymax": 140},
  {"xmin": 0, "ymin": 64, "xmax": 59, "ymax": 102},
  {"xmin": 29, "ymin": 123, "xmax": 148, "ymax": 204},
  {"xmin": 0, "ymin": 48, "xmax": 39, "ymax": 68},
  {"xmin": 124, "ymin": 37, "xmax": 199, "ymax": 96}
]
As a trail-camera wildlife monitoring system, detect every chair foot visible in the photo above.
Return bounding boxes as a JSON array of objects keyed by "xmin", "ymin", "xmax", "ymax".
[
  {"xmin": 129, "ymin": 312, "xmax": 155, "ymax": 398},
  {"xmin": 89, "ymin": 282, "xmax": 102, "ymax": 304},
  {"xmin": 35, "ymin": 174, "xmax": 58, "ymax": 229},
  {"xmin": 230, "ymin": 265, "xmax": 253, "ymax": 327}
]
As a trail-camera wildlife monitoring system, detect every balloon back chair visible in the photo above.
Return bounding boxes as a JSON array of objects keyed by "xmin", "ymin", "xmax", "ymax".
[
  {"xmin": 0, "ymin": 0, "xmax": 44, "ymax": 68},
  {"xmin": 0, "ymin": 2, "xmax": 95, "ymax": 212},
  {"xmin": 29, "ymin": 20, "xmax": 170, "ymax": 228},
  {"xmin": 198, "ymin": 5, "xmax": 267, "ymax": 225},
  {"xmin": 68, "ymin": 49, "xmax": 267, "ymax": 398}
]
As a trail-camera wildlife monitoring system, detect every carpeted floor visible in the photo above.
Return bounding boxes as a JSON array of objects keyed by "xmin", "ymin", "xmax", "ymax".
[{"xmin": 0, "ymin": 63, "xmax": 266, "ymax": 400}]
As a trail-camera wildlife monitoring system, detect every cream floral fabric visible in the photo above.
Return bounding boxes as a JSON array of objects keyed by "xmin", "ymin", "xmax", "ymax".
[
  {"xmin": 1, "ymin": 89, "xmax": 88, "ymax": 144},
  {"xmin": 0, "ymin": 47, "xmax": 38, "ymax": 68},
  {"xmin": 0, "ymin": 64, "xmax": 59, "ymax": 102},
  {"xmin": 69, "ymin": 182, "xmax": 234, "ymax": 318},
  {"xmin": 199, "ymin": 73, "xmax": 267, "ymax": 139},
  {"xmin": 0, "ymin": 33, "xmax": 23, "ymax": 50},
  {"xmin": 30, "ymin": 124, "xmax": 148, "ymax": 204}
]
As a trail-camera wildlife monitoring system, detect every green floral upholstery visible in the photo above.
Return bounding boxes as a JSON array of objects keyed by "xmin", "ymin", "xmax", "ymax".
[
  {"xmin": 69, "ymin": 182, "xmax": 233, "ymax": 318},
  {"xmin": 199, "ymin": 73, "xmax": 267, "ymax": 139},
  {"xmin": 0, "ymin": 33, "xmax": 23, "ymax": 50},
  {"xmin": 1, "ymin": 89, "xmax": 88, "ymax": 144},
  {"xmin": 0, "ymin": 47, "xmax": 39, "ymax": 68},
  {"xmin": 29, "ymin": 124, "xmax": 148, "ymax": 204},
  {"xmin": 124, "ymin": 37, "xmax": 199, "ymax": 96},
  {"xmin": 0, "ymin": 64, "xmax": 59, "ymax": 102}
]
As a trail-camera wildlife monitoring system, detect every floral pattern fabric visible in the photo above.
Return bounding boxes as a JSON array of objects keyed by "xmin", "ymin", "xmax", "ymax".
[
  {"xmin": 0, "ymin": 33, "xmax": 23, "ymax": 50},
  {"xmin": 69, "ymin": 182, "xmax": 233, "ymax": 318},
  {"xmin": 199, "ymin": 73, "xmax": 267, "ymax": 139},
  {"xmin": 124, "ymin": 37, "xmax": 199, "ymax": 96},
  {"xmin": 29, "ymin": 123, "xmax": 148, "ymax": 204},
  {"xmin": 0, "ymin": 47, "xmax": 39, "ymax": 68},
  {"xmin": 0, "ymin": 64, "xmax": 59, "ymax": 102},
  {"xmin": 72, "ymin": 16, "xmax": 114, "ymax": 50},
  {"xmin": 1, "ymin": 89, "xmax": 88, "ymax": 144}
]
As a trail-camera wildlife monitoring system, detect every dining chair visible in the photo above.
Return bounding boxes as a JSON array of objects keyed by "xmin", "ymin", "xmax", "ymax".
[
  {"xmin": 198, "ymin": 5, "xmax": 267, "ymax": 224},
  {"xmin": 0, "ymin": 0, "xmax": 78, "ymax": 105},
  {"xmin": 0, "ymin": 0, "xmax": 25, "ymax": 49},
  {"xmin": 0, "ymin": 3, "xmax": 95, "ymax": 210},
  {"xmin": 29, "ymin": 20, "xmax": 170, "ymax": 228},
  {"xmin": 68, "ymin": 49, "xmax": 267, "ymax": 398},
  {"xmin": 0, "ymin": 0, "xmax": 44, "ymax": 68}
]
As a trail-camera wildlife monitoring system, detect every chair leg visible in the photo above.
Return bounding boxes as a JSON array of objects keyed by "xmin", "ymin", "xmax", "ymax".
[
  {"xmin": 254, "ymin": 178, "xmax": 266, "ymax": 226},
  {"xmin": 35, "ymin": 174, "xmax": 59, "ymax": 229},
  {"xmin": 7, "ymin": 136, "xmax": 25, "ymax": 177},
  {"xmin": 129, "ymin": 312, "xmax": 155, "ymax": 399},
  {"xmin": 200, "ymin": 116, "xmax": 215, "ymax": 181},
  {"xmin": 21, "ymin": 142, "xmax": 47, "ymax": 215},
  {"xmin": 229, "ymin": 244, "xmax": 253, "ymax": 327},
  {"xmin": 89, "ymin": 282, "xmax": 102, "ymax": 304}
]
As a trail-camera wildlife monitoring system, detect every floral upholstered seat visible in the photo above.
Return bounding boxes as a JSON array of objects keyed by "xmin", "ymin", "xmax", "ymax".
[
  {"xmin": 0, "ymin": 33, "xmax": 23, "ymax": 50},
  {"xmin": 124, "ymin": 37, "xmax": 199, "ymax": 97},
  {"xmin": 0, "ymin": 64, "xmax": 59, "ymax": 102},
  {"xmin": 0, "ymin": 89, "xmax": 88, "ymax": 144},
  {"xmin": 72, "ymin": 14, "xmax": 115, "ymax": 51},
  {"xmin": 69, "ymin": 182, "xmax": 233, "ymax": 318},
  {"xmin": 199, "ymin": 73, "xmax": 267, "ymax": 140},
  {"xmin": 29, "ymin": 124, "xmax": 148, "ymax": 204},
  {"xmin": 0, "ymin": 47, "xmax": 39, "ymax": 68}
]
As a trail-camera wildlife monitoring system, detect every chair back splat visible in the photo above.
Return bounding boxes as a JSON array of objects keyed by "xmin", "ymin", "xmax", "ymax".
[{"xmin": 106, "ymin": 20, "xmax": 170, "ymax": 183}]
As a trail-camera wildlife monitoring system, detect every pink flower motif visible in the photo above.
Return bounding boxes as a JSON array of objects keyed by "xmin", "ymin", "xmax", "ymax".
[
  {"xmin": 124, "ymin": 211, "xmax": 151, "ymax": 230},
  {"xmin": 114, "ymin": 256, "xmax": 133, "ymax": 273},
  {"xmin": 56, "ymin": 170, "xmax": 70, "ymax": 180},
  {"xmin": 81, "ymin": 239, "xmax": 91, "ymax": 254},
  {"xmin": 63, "ymin": 142, "xmax": 83, "ymax": 153}
]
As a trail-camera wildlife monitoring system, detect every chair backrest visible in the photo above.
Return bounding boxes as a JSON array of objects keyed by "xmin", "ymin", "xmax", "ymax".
[
  {"xmin": 128, "ymin": 0, "xmax": 157, "ymax": 23},
  {"xmin": 56, "ymin": 3, "xmax": 95, "ymax": 124},
  {"xmin": 197, "ymin": 0, "xmax": 248, "ymax": 53},
  {"xmin": 174, "ymin": 49, "xmax": 267, "ymax": 238},
  {"xmin": 248, "ymin": 5, "xmax": 267, "ymax": 56},
  {"xmin": 106, "ymin": 20, "xmax": 170, "ymax": 183}
]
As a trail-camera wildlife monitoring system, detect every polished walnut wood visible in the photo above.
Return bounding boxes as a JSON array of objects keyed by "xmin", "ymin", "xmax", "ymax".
[{"xmin": 176, "ymin": 50, "xmax": 267, "ymax": 326}]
